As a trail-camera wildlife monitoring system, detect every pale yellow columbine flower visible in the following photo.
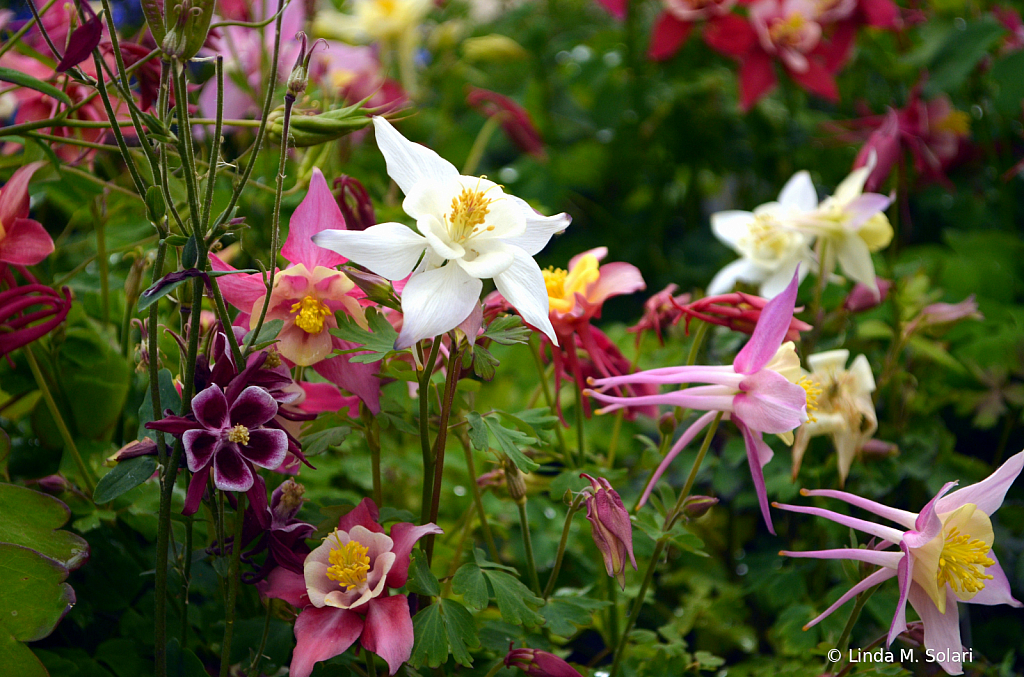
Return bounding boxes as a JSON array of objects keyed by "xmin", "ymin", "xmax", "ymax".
[{"xmin": 791, "ymin": 348, "xmax": 877, "ymax": 485}]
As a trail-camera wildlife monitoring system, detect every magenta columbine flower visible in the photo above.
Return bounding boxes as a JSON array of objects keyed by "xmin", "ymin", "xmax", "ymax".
[
  {"xmin": 776, "ymin": 451, "xmax": 1024, "ymax": 675},
  {"xmin": 262, "ymin": 498, "xmax": 442, "ymax": 676},
  {"xmin": 505, "ymin": 647, "xmax": 583, "ymax": 677},
  {"xmin": 586, "ymin": 271, "xmax": 811, "ymax": 533},
  {"xmin": 148, "ymin": 384, "xmax": 287, "ymax": 515},
  {"xmin": 581, "ymin": 474, "xmax": 637, "ymax": 589}
]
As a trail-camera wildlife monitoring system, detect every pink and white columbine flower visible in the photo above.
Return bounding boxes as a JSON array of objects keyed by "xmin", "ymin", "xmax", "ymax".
[
  {"xmin": 262, "ymin": 498, "xmax": 442, "ymax": 676},
  {"xmin": 586, "ymin": 272, "xmax": 811, "ymax": 533},
  {"xmin": 776, "ymin": 451, "xmax": 1024, "ymax": 675},
  {"xmin": 312, "ymin": 117, "xmax": 570, "ymax": 349}
]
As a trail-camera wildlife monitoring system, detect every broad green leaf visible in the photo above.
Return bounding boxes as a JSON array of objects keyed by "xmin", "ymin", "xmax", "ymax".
[
  {"xmin": 540, "ymin": 596, "xmax": 611, "ymax": 637},
  {"xmin": 992, "ymin": 50, "xmax": 1024, "ymax": 115},
  {"xmin": 0, "ymin": 543, "xmax": 75, "ymax": 642},
  {"xmin": 302, "ymin": 426, "xmax": 351, "ymax": 457},
  {"xmin": 0, "ymin": 624, "xmax": 48, "ymax": 677},
  {"xmin": 329, "ymin": 308, "xmax": 398, "ymax": 363},
  {"xmin": 54, "ymin": 326, "xmax": 131, "ymax": 441},
  {"xmin": 242, "ymin": 319, "xmax": 284, "ymax": 347},
  {"xmin": 439, "ymin": 599, "xmax": 479, "ymax": 667},
  {"xmin": 140, "ymin": 0, "xmax": 165, "ymax": 43},
  {"xmin": 93, "ymin": 456, "xmax": 158, "ymax": 504},
  {"xmin": 410, "ymin": 604, "xmax": 448, "ymax": 668},
  {"xmin": 451, "ymin": 562, "xmax": 489, "ymax": 611},
  {"xmin": 166, "ymin": 638, "xmax": 207, "ymax": 677},
  {"xmin": 484, "ymin": 415, "xmax": 539, "ymax": 473},
  {"xmin": 406, "ymin": 550, "xmax": 440, "ymax": 597},
  {"xmin": 0, "ymin": 483, "xmax": 89, "ymax": 570},
  {"xmin": 138, "ymin": 369, "xmax": 182, "ymax": 444},
  {"xmin": 0, "ymin": 68, "xmax": 72, "ymax": 105},
  {"xmin": 465, "ymin": 412, "xmax": 489, "ymax": 452},
  {"xmin": 480, "ymin": 569, "xmax": 544, "ymax": 627},
  {"xmin": 481, "ymin": 315, "xmax": 532, "ymax": 345},
  {"xmin": 470, "ymin": 344, "xmax": 499, "ymax": 381}
]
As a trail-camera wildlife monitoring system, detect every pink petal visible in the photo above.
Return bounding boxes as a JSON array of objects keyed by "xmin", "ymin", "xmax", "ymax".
[
  {"xmin": 385, "ymin": 522, "xmax": 443, "ymax": 589},
  {"xmin": 738, "ymin": 50, "xmax": 777, "ymax": 111},
  {"xmin": 936, "ymin": 451, "xmax": 1024, "ymax": 516},
  {"xmin": 845, "ymin": 193, "xmax": 893, "ymax": 230},
  {"xmin": 734, "ymin": 369, "xmax": 806, "ymax": 433},
  {"xmin": 772, "ymin": 503, "xmax": 906, "ymax": 544},
  {"xmin": 803, "ymin": 567, "xmax": 897, "ymax": 629},
  {"xmin": 860, "ymin": 0, "xmax": 900, "ymax": 29},
  {"xmin": 338, "ymin": 497, "xmax": 384, "ymax": 533},
  {"xmin": 0, "ymin": 218, "xmax": 55, "ymax": 266},
  {"xmin": 732, "ymin": 269, "xmax": 798, "ymax": 374},
  {"xmin": 291, "ymin": 606, "xmax": 365, "ymax": 677},
  {"xmin": 788, "ymin": 58, "xmax": 838, "ymax": 102},
  {"xmin": 780, "ymin": 548, "xmax": 903, "ymax": 568},
  {"xmin": 594, "ymin": 0, "xmax": 626, "ymax": 20},
  {"xmin": 568, "ymin": 247, "xmax": 608, "ymax": 270},
  {"xmin": 312, "ymin": 339, "xmax": 382, "ymax": 414},
  {"xmin": 360, "ymin": 595, "xmax": 414, "ymax": 675},
  {"xmin": 737, "ymin": 421, "xmax": 775, "ymax": 534},
  {"xmin": 703, "ymin": 14, "xmax": 757, "ymax": 58},
  {"xmin": 298, "ymin": 382, "xmax": 354, "ymax": 415},
  {"xmin": 588, "ymin": 262, "xmax": 646, "ymax": 310},
  {"xmin": 637, "ymin": 411, "xmax": 717, "ymax": 508},
  {"xmin": 648, "ymin": 12, "xmax": 694, "ymax": 61},
  {"xmin": 282, "ymin": 168, "xmax": 350, "ymax": 270},
  {"xmin": 800, "ymin": 488, "xmax": 917, "ymax": 530},
  {"xmin": 887, "ymin": 541, "xmax": 912, "ymax": 647},
  {"xmin": 907, "ymin": 586, "xmax": 963, "ymax": 675},
  {"xmin": 260, "ymin": 566, "xmax": 309, "ymax": 607},
  {"xmin": 907, "ymin": 481, "xmax": 957, "ymax": 548},
  {"xmin": 210, "ymin": 254, "xmax": 266, "ymax": 312},
  {"xmin": 0, "ymin": 161, "xmax": 44, "ymax": 226},
  {"xmin": 968, "ymin": 553, "xmax": 1023, "ymax": 607}
]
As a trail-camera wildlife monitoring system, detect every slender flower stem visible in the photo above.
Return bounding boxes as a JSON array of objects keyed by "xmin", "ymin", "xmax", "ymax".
[
  {"xmin": 606, "ymin": 410, "xmax": 624, "ymax": 468},
  {"xmin": 173, "ymin": 64, "xmax": 203, "ymax": 235},
  {"xmin": 632, "ymin": 430, "xmax": 672, "ymax": 514},
  {"xmin": 542, "ymin": 494, "xmax": 586, "ymax": 599},
  {"xmin": 517, "ymin": 500, "xmax": 542, "ymax": 595},
  {"xmin": 528, "ymin": 336, "xmax": 568, "ymax": 462},
  {"xmin": 685, "ymin": 319, "xmax": 709, "ymax": 368},
  {"xmin": 610, "ymin": 413, "xmax": 723, "ymax": 677},
  {"xmin": 219, "ymin": 493, "xmax": 247, "ymax": 677},
  {"xmin": 181, "ymin": 515, "xmax": 194, "ymax": 649},
  {"xmin": 363, "ymin": 405, "xmax": 383, "ymax": 506},
  {"xmin": 200, "ymin": 57, "xmax": 226, "ymax": 234},
  {"xmin": 89, "ymin": 52, "xmax": 148, "ymax": 197},
  {"xmin": 0, "ymin": 0, "xmax": 57, "ymax": 59},
  {"xmin": 418, "ymin": 337, "xmax": 443, "ymax": 529},
  {"xmin": 24, "ymin": 345, "xmax": 96, "ymax": 493},
  {"xmin": 92, "ymin": 201, "xmax": 110, "ymax": 326},
  {"xmin": 831, "ymin": 585, "xmax": 877, "ymax": 675},
  {"xmin": 458, "ymin": 432, "xmax": 499, "ymax": 561},
  {"xmin": 363, "ymin": 648, "xmax": 379, "ymax": 677},
  {"xmin": 210, "ymin": 276, "xmax": 244, "ymax": 367},
  {"xmin": 425, "ymin": 344, "xmax": 464, "ymax": 564},
  {"xmin": 481, "ymin": 661, "xmax": 507, "ymax": 677},
  {"xmin": 462, "ymin": 115, "xmax": 503, "ymax": 176},
  {"xmin": 246, "ymin": 603, "xmax": 273, "ymax": 677}
]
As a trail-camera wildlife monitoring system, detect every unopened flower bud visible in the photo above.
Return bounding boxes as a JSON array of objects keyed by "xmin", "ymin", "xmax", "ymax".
[
  {"xmin": 286, "ymin": 33, "xmax": 313, "ymax": 100},
  {"xmin": 476, "ymin": 468, "xmax": 505, "ymax": 488},
  {"xmin": 124, "ymin": 255, "xmax": 150, "ymax": 306},
  {"xmin": 580, "ymin": 473, "xmax": 636, "ymax": 589},
  {"xmin": 272, "ymin": 478, "xmax": 306, "ymax": 521},
  {"xmin": 503, "ymin": 457, "xmax": 528, "ymax": 504},
  {"xmin": 463, "ymin": 34, "xmax": 529, "ymax": 62},
  {"xmin": 342, "ymin": 266, "xmax": 400, "ymax": 310},
  {"xmin": 844, "ymin": 278, "xmax": 892, "ymax": 313},
  {"xmin": 907, "ymin": 295, "xmax": 983, "ymax": 334},
  {"xmin": 334, "ymin": 176, "xmax": 376, "ymax": 231},
  {"xmin": 682, "ymin": 495, "xmax": 718, "ymax": 519},
  {"xmin": 658, "ymin": 412, "xmax": 677, "ymax": 436},
  {"xmin": 268, "ymin": 104, "xmax": 372, "ymax": 147},
  {"xmin": 504, "ymin": 647, "xmax": 583, "ymax": 677},
  {"xmin": 861, "ymin": 438, "xmax": 899, "ymax": 459}
]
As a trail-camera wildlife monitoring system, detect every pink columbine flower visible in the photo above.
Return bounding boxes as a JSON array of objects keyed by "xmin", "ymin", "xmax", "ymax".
[
  {"xmin": 213, "ymin": 168, "xmax": 380, "ymax": 412},
  {"xmin": 677, "ymin": 292, "xmax": 812, "ymax": 341},
  {"xmin": 628, "ymin": 283, "xmax": 690, "ymax": 346},
  {"xmin": 648, "ymin": 0, "xmax": 735, "ymax": 61},
  {"xmin": 261, "ymin": 498, "xmax": 442, "ymax": 676},
  {"xmin": 586, "ymin": 271, "xmax": 811, "ymax": 533},
  {"xmin": 581, "ymin": 474, "xmax": 637, "ymax": 589},
  {"xmin": 505, "ymin": 647, "xmax": 584, "ymax": 677},
  {"xmin": 904, "ymin": 295, "xmax": 983, "ymax": 335},
  {"xmin": 776, "ymin": 451, "xmax": 1024, "ymax": 675},
  {"xmin": 1, "ymin": 162, "xmax": 54, "ymax": 266}
]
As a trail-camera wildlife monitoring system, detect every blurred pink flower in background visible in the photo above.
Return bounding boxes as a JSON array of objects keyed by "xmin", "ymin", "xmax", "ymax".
[{"xmin": 466, "ymin": 87, "xmax": 546, "ymax": 159}]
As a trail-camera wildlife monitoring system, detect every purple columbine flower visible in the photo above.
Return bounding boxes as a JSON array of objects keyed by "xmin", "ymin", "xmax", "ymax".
[
  {"xmin": 148, "ymin": 384, "xmax": 287, "ymax": 516},
  {"xmin": 581, "ymin": 473, "xmax": 637, "ymax": 590},
  {"xmin": 585, "ymin": 271, "xmax": 811, "ymax": 534},
  {"xmin": 241, "ymin": 478, "xmax": 316, "ymax": 583}
]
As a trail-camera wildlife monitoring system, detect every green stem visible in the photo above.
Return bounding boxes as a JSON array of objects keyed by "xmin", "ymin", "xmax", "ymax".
[
  {"xmin": 542, "ymin": 494, "xmax": 585, "ymax": 599},
  {"xmin": 606, "ymin": 410, "xmax": 624, "ymax": 468},
  {"xmin": 246, "ymin": 603, "xmax": 273, "ymax": 677},
  {"xmin": 529, "ymin": 335, "xmax": 568, "ymax": 462},
  {"xmin": 462, "ymin": 114, "xmax": 503, "ymax": 176},
  {"xmin": 424, "ymin": 343, "xmax": 463, "ymax": 564},
  {"xmin": 0, "ymin": 0, "xmax": 58, "ymax": 58},
  {"xmin": 89, "ymin": 52, "xmax": 148, "ymax": 197},
  {"xmin": 458, "ymin": 433, "xmax": 499, "ymax": 561},
  {"xmin": 517, "ymin": 500, "xmax": 542, "ymax": 595},
  {"xmin": 24, "ymin": 345, "xmax": 96, "ymax": 493},
  {"xmin": 685, "ymin": 320, "xmax": 709, "ymax": 367},
  {"xmin": 363, "ymin": 648, "xmax": 379, "ymax": 677},
  {"xmin": 481, "ymin": 661, "xmax": 506, "ymax": 677},
  {"xmin": 209, "ymin": 276, "xmax": 244, "ymax": 367},
  {"xmin": 363, "ymin": 405, "xmax": 383, "ymax": 506},
  {"xmin": 418, "ymin": 337, "xmax": 443, "ymax": 529},
  {"xmin": 831, "ymin": 585, "xmax": 877, "ymax": 675},
  {"xmin": 93, "ymin": 201, "xmax": 110, "ymax": 326},
  {"xmin": 665, "ymin": 412, "xmax": 723, "ymax": 531},
  {"xmin": 200, "ymin": 56, "xmax": 225, "ymax": 234},
  {"xmin": 219, "ymin": 493, "xmax": 247, "ymax": 677},
  {"xmin": 181, "ymin": 515, "xmax": 193, "ymax": 649},
  {"xmin": 172, "ymin": 63, "xmax": 203, "ymax": 235}
]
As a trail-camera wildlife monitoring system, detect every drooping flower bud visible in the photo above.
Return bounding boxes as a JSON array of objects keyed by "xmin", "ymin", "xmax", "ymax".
[
  {"xmin": 123, "ymin": 255, "xmax": 150, "ymax": 307},
  {"xmin": 580, "ymin": 473, "xmax": 636, "ymax": 589},
  {"xmin": 682, "ymin": 495, "xmax": 719, "ymax": 519},
  {"xmin": 466, "ymin": 87, "xmax": 546, "ymax": 159},
  {"xmin": 627, "ymin": 283, "xmax": 690, "ymax": 346},
  {"xmin": 342, "ymin": 266, "xmax": 400, "ymax": 310},
  {"xmin": 678, "ymin": 292, "xmax": 812, "ymax": 341},
  {"xmin": 504, "ymin": 647, "xmax": 584, "ymax": 677},
  {"xmin": 287, "ymin": 33, "xmax": 310, "ymax": 100},
  {"xmin": 860, "ymin": 438, "xmax": 899, "ymax": 459},
  {"xmin": 906, "ymin": 295, "xmax": 983, "ymax": 334},
  {"xmin": 844, "ymin": 278, "xmax": 892, "ymax": 313},
  {"xmin": 503, "ymin": 457, "xmax": 528, "ymax": 505},
  {"xmin": 333, "ymin": 176, "xmax": 376, "ymax": 231}
]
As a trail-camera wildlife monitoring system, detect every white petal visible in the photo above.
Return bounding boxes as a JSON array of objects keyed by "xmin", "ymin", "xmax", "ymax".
[
  {"xmin": 807, "ymin": 349, "xmax": 850, "ymax": 374},
  {"xmin": 457, "ymin": 242, "xmax": 515, "ymax": 278},
  {"xmin": 707, "ymin": 258, "xmax": 763, "ymax": 295},
  {"xmin": 834, "ymin": 166, "xmax": 870, "ymax": 205},
  {"xmin": 372, "ymin": 117, "xmax": 459, "ymax": 196},
  {"xmin": 499, "ymin": 195, "xmax": 570, "ymax": 256},
  {"xmin": 833, "ymin": 233, "xmax": 877, "ymax": 290},
  {"xmin": 493, "ymin": 246, "xmax": 558, "ymax": 345},
  {"xmin": 403, "ymin": 178, "xmax": 456, "ymax": 221},
  {"xmin": 848, "ymin": 353, "xmax": 876, "ymax": 393},
  {"xmin": 710, "ymin": 210, "xmax": 754, "ymax": 250},
  {"xmin": 759, "ymin": 257, "xmax": 803, "ymax": 298},
  {"xmin": 778, "ymin": 171, "xmax": 818, "ymax": 212},
  {"xmin": 418, "ymin": 216, "xmax": 465, "ymax": 261},
  {"xmin": 312, "ymin": 224, "xmax": 426, "ymax": 281},
  {"xmin": 396, "ymin": 265, "xmax": 482, "ymax": 349}
]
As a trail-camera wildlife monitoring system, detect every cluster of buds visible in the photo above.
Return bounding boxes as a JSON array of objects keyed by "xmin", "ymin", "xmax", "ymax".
[{"xmin": 676, "ymin": 291, "xmax": 812, "ymax": 340}]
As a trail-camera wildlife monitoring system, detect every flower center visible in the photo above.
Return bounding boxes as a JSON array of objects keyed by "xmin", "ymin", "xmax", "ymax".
[
  {"xmin": 936, "ymin": 526, "xmax": 995, "ymax": 594},
  {"xmin": 797, "ymin": 376, "xmax": 821, "ymax": 423},
  {"xmin": 325, "ymin": 534, "xmax": 371, "ymax": 591},
  {"xmin": 448, "ymin": 185, "xmax": 495, "ymax": 243},
  {"xmin": 263, "ymin": 349, "xmax": 282, "ymax": 369},
  {"xmin": 933, "ymin": 109, "xmax": 970, "ymax": 136},
  {"xmin": 543, "ymin": 267, "xmax": 568, "ymax": 300},
  {"xmin": 768, "ymin": 13, "xmax": 809, "ymax": 47},
  {"xmin": 226, "ymin": 423, "xmax": 250, "ymax": 445},
  {"xmin": 290, "ymin": 295, "xmax": 331, "ymax": 334}
]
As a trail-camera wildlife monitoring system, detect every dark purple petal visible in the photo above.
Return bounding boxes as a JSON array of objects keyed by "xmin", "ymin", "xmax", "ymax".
[
  {"xmin": 56, "ymin": 15, "xmax": 103, "ymax": 72},
  {"xmin": 183, "ymin": 465, "xmax": 212, "ymax": 516},
  {"xmin": 241, "ymin": 429, "xmax": 289, "ymax": 469},
  {"xmin": 213, "ymin": 447, "xmax": 255, "ymax": 492},
  {"xmin": 193, "ymin": 385, "xmax": 230, "ymax": 430},
  {"xmin": 145, "ymin": 414, "xmax": 199, "ymax": 435},
  {"xmin": 247, "ymin": 473, "xmax": 270, "ymax": 529},
  {"xmin": 182, "ymin": 429, "xmax": 220, "ymax": 472},
  {"xmin": 229, "ymin": 386, "xmax": 279, "ymax": 428}
]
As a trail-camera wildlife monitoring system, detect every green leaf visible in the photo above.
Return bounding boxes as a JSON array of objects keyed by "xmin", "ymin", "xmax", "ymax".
[
  {"xmin": 145, "ymin": 186, "xmax": 165, "ymax": 223},
  {"xmin": 406, "ymin": 550, "xmax": 440, "ymax": 597},
  {"xmin": 484, "ymin": 415, "xmax": 539, "ymax": 473},
  {"xmin": 0, "ymin": 68, "xmax": 72, "ymax": 106},
  {"xmin": 481, "ymin": 315, "xmax": 532, "ymax": 345},
  {"xmin": 0, "ymin": 429, "xmax": 9, "ymax": 482},
  {"xmin": 138, "ymin": 369, "xmax": 182, "ymax": 445},
  {"xmin": 924, "ymin": 17, "xmax": 1005, "ymax": 96},
  {"xmin": 633, "ymin": 510, "xmax": 663, "ymax": 543},
  {"xmin": 992, "ymin": 50, "xmax": 1024, "ymax": 116},
  {"xmin": 93, "ymin": 456, "xmax": 158, "ymax": 504},
  {"xmin": 438, "ymin": 599, "xmax": 479, "ymax": 667},
  {"xmin": 481, "ymin": 569, "xmax": 544, "ymax": 627},
  {"xmin": 302, "ymin": 426, "xmax": 351, "ymax": 457},
  {"xmin": 166, "ymin": 638, "xmax": 207, "ymax": 677},
  {"xmin": 140, "ymin": 0, "xmax": 165, "ymax": 43},
  {"xmin": 54, "ymin": 326, "xmax": 131, "ymax": 441},
  {"xmin": 0, "ymin": 483, "xmax": 89, "ymax": 570},
  {"xmin": 0, "ymin": 624, "xmax": 48, "ymax": 677},
  {"xmin": 410, "ymin": 604, "xmax": 448, "ymax": 668},
  {"xmin": 242, "ymin": 319, "xmax": 284, "ymax": 347},
  {"xmin": 329, "ymin": 307, "xmax": 399, "ymax": 363},
  {"xmin": 540, "ymin": 596, "xmax": 611, "ymax": 637},
  {"xmin": 470, "ymin": 344, "xmax": 499, "ymax": 381},
  {"xmin": 451, "ymin": 562, "xmax": 489, "ymax": 611},
  {"xmin": 0, "ymin": 543, "xmax": 75, "ymax": 642},
  {"xmin": 466, "ymin": 412, "xmax": 489, "ymax": 452}
]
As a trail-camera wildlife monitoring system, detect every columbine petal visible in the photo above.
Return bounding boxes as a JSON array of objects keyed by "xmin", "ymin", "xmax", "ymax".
[
  {"xmin": 833, "ymin": 233, "xmax": 876, "ymax": 290},
  {"xmin": 494, "ymin": 246, "xmax": 558, "ymax": 345},
  {"xmin": 312, "ymin": 342, "xmax": 382, "ymax": 414},
  {"xmin": 888, "ymin": 541, "xmax": 912, "ymax": 646},
  {"xmin": 500, "ymin": 196, "xmax": 571, "ymax": 256},
  {"xmin": 386, "ymin": 522, "xmax": 444, "ymax": 589},
  {"xmin": 907, "ymin": 586, "xmax": 964, "ymax": 675},
  {"xmin": 732, "ymin": 270, "xmax": 799, "ymax": 374},
  {"xmin": 799, "ymin": 488, "xmax": 917, "ymax": 529},
  {"xmin": 229, "ymin": 386, "xmax": 280, "ymax": 428},
  {"xmin": 290, "ymin": 606, "xmax": 365, "ymax": 677},
  {"xmin": 637, "ymin": 411, "xmax": 717, "ymax": 508},
  {"xmin": 210, "ymin": 255, "xmax": 266, "ymax": 312},
  {"xmin": 261, "ymin": 567, "xmax": 309, "ymax": 607},
  {"xmin": 372, "ymin": 117, "xmax": 459, "ymax": 195},
  {"xmin": 804, "ymin": 567, "xmax": 897, "ymax": 629},
  {"xmin": 734, "ymin": 369, "xmax": 807, "ymax": 433},
  {"xmin": 0, "ymin": 161, "xmax": 45, "ymax": 225},
  {"xmin": 338, "ymin": 497, "xmax": 385, "ymax": 533},
  {"xmin": 183, "ymin": 464, "xmax": 211, "ymax": 516},
  {"xmin": 241, "ymin": 429, "xmax": 289, "ymax": 469},
  {"xmin": 738, "ymin": 420, "xmax": 776, "ymax": 534},
  {"xmin": 312, "ymin": 223, "xmax": 426, "ymax": 281},
  {"xmin": 0, "ymin": 218, "xmax": 55, "ymax": 266},
  {"xmin": 936, "ymin": 450, "xmax": 1024, "ymax": 515},
  {"xmin": 772, "ymin": 502, "xmax": 905, "ymax": 544},
  {"xmin": 777, "ymin": 171, "xmax": 818, "ymax": 212},
  {"xmin": 284, "ymin": 168, "xmax": 349, "ymax": 270},
  {"xmin": 192, "ymin": 385, "xmax": 230, "ymax": 430},
  {"xmin": 706, "ymin": 257, "xmax": 762, "ymax": 296},
  {"xmin": 968, "ymin": 553, "xmax": 1023, "ymax": 607},
  {"xmin": 395, "ymin": 263, "xmax": 482, "ymax": 349},
  {"xmin": 456, "ymin": 243, "xmax": 515, "ymax": 278},
  {"xmin": 213, "ymin": 446, "xmax": 255, "ymax": 492},
  {"xmin": 182, "ymin": 429, "xmax": 220, "ymax": 471},
  {"xmin": 361, "ymin": 595, "xmax": 415, "ymax": 675},
  {"xmin": 780, "ymin": 547, "xmax": 903, "ymax": 568}
]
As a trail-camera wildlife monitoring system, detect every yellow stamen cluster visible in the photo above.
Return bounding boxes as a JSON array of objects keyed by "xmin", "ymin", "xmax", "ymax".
[
  {"xmin": 797, "ymin": 376, "xmax": 822, "ymax": 423},
  {"xmin": 543, "ymin": 267, "xmax": 568, "ymax": 300},
  {"xmin": 290, "ymin": 295, "xmax": 331, "ymax": 334},
  {"xmin": 226, "ymin": 423, "xmax": 250, "ymax": 445},
  {"xmin": 263, "ymin": 349, "xmax": 282, "ymax": 369},
  {"xmin": 933, "ymin": 110, "xmax": 970, "ymax": 136},
  {"xmin": 325, "ymin": 534, "xmax": 371, "ymax": 591},
  {"xmin": 448, "ymin": 185, "xmax": 495, "ymax": 242},
  {"xmin": 768, "ymin": 14, "xmax": 808, "ymax": 46},
  {"xmin": 936, "ymin": 526, "xmax": 995, "ymax": 594}
]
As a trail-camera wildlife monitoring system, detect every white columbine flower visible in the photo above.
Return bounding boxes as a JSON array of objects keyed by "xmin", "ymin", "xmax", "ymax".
[
  {"xmin": 313, "ymin": 117, "xmax": 570, "ymax": 349},
  {"xmin": 707, "ymin": 171, "xmax": 817, "ymax": 299},
  {"xmin": 791, "ymin": 348, "xmax": 877, "ymax": 486}
]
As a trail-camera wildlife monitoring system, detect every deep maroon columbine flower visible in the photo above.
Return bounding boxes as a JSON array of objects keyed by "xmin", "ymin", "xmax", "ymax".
[
  {"xmin": 241, "ymin": 478, "xmax": 316, "ymax": 583},
  {"xmin": 581, "ymin": 473, "xmax": 636, "ymax": 589},
  {"xmin": 504, "ymin": 647, "xmax": 583, "ymax": 677},
  {"xmin": 147, "ymin": 384, "xmax": 287, "ymax": 515}
]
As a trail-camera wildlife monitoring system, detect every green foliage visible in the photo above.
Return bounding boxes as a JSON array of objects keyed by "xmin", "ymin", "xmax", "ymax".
[
  {"xmin": 329, "ymin": 307, "xmax": 400, "ymax": 363},
  {"xmin": 92, "ymin": 456, "xmax": 158, "ymax": 504},
  {"xmin": 410, "ymin": 599, "xmax": 480, "ymax": 668},
  {"xmin": 0, "ymin": 484, "xmax": 89, "ymax": 570}
]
